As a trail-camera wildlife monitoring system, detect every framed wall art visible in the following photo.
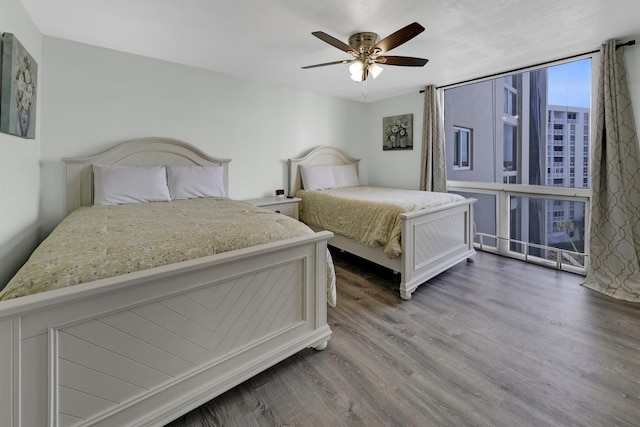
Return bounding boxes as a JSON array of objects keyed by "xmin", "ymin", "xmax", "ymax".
[
  {"xmin": 382, "ymin": 113, "xmax": 412, "ymax": 150},
  {"xmin": 1, "ymin": 33, "xmax": 38, "ymax": 139}
]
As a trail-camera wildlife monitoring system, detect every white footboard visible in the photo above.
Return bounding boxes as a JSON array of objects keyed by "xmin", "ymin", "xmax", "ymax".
[
  {"xmin": 325, "ymin": 198, "xmax": 475, "ymax": 300},
  {"xmin": 0, "ymin": 231, "xmax": 332, "ymax": 427},
  {"xmin": 399, "ymin": 198, "xmax": 476, "ymax": 299}
]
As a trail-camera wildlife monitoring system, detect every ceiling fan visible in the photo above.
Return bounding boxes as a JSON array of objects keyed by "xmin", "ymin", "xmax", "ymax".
[{"xmin": 302, "ymin": 22, "xmax": 428, "ymax": 82}]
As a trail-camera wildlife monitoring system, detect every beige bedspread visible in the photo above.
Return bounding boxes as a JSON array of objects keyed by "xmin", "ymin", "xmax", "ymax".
[
  {"xmin": 296, "ymin": 186, "xmax": 466, "ymax": 258},
  {"xmin": 0, "ymin": 198, "xmax": 336, "ymax": 306}
]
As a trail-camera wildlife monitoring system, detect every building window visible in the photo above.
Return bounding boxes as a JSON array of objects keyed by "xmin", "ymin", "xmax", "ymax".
[
  {"xmin": 504, "ymin": 88, "xmax": 518, "ymax": 116},
  {"xmin": 453, "ymin": 127, "xmax": 472, "ymax": 170}
]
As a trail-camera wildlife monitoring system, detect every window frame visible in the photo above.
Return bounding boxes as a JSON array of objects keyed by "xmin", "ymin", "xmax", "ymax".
[{"xmin": 443, "ymin": 55, "xmax": 595, "ymax": 275}]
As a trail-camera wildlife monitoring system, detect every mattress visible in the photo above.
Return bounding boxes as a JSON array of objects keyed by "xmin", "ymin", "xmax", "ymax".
[
  {"xmin": 0, "ymin": 198, "xmax": 336, "ymax": 306},
  {"xmin": 296, "ymin": 186, "xmax": 466, "ymax": 258}
]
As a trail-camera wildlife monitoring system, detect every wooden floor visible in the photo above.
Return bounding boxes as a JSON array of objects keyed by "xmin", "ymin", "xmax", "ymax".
[{"xmin": 167, "ymin": 250, "xmax": 640, "ymax": 427}]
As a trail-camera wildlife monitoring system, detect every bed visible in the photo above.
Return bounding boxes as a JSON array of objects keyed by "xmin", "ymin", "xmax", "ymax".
[
  {"xmin": 0, "ymin": 137, "xmax": 334, "ymax": 427},
  {"xmin": 289, "ymin": 145, "xmax": 476, "ymax": 300}
]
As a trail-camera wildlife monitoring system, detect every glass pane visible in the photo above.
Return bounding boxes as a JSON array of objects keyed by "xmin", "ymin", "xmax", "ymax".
[
  {"xmin": 509, "ymin": 195, "xmax": 586, "ymax": 267},
  {"xmin": 444, "ymin": 58, "xmax": 591, "ymax": 188},
  {"xmin": 449, "ymin": 191, "xmax": 497, "ymax": 247},
  {"xmin": 510, "ymin": 92, "xmax": 517, "ymax": 116},
  {"xmin": 460, "ymin": 132, "xmax": 469, "ymax": 166},
  {"xmin": 503, "ymin": 88, "xmax": 509, "ymax": 114},
  {"xmin": 503, "ymin": 124, "xmax": 516, "ymax": 171},
  {"xmin": 453, "ymin": 131, "xmax": 460, "ymax": 165}
]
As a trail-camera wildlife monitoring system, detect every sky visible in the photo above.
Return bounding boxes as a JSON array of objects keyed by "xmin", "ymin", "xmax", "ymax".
[{"xmin": 546, "ymin": 58, "xmax": 592, "ymax": 108}]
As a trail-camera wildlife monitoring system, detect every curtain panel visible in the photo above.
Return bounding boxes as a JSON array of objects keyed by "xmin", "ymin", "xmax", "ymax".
[
  {"xmin": 583, "ymin": 40, "xmax": 640, "ymax": 302},
  {"xmin": 420, "ymin": 85, "xmax": 447, "ymax": 192}
]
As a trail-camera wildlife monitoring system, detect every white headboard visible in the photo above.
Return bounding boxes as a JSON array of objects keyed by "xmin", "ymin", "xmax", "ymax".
[
  {"xmin": 62, "ymin": 137, "xmax": 231, "ymax": 213},
  {"xmin": 288, "ymin": 146, "xmax": 360, "ymax": 195}
]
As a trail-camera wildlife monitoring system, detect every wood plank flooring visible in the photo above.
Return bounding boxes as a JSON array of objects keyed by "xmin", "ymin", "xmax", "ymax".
[{"xmin": 167, "ymin": 250, "xmax": 640, "ymax": 427}]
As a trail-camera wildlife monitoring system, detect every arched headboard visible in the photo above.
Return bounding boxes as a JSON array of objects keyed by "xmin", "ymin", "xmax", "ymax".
[
  {"xmin": 288, "ymin": 146, "xmax": 360, "ymax": 195},
  {"xmin": 62, "ymin": 137, "xmax": 231, "ymax": 212}
]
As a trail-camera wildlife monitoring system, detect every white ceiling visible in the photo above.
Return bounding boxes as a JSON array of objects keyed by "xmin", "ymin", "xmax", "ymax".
[{"xmin": 19, "ymin": 0, "xmax": 640, "ymax": 103}]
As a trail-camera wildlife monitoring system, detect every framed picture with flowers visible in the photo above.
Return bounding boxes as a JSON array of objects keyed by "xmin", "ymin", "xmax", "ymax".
[
  {"xmin": 1, "ymin": 33, "xmax": 38, "ymax": 139},
  {"xmin": 382, "ymin": 113, "xmax": 412, "ymax": 150}
]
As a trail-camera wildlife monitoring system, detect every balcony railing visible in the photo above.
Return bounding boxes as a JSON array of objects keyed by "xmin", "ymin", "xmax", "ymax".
[{"xmin": 448, "ymin": 181, "xmax": 590, "ymax": 275}]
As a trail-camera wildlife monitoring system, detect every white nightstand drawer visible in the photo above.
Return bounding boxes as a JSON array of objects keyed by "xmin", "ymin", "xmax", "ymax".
[{"xmin": 262, "ymin": 203, "xmax": 296, "ymax": 217}]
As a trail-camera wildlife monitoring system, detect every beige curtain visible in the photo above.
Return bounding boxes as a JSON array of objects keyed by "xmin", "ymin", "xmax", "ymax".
[
  {"xmin": 583, "ymin": 40, "xmax": 640, "ymax": 302},
  {"xmin": 420, "ymin": 85, "xmax": 447, "ymax": 192}
]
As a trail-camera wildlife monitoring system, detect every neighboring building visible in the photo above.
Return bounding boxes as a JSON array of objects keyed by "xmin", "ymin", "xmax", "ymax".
[
  {"xmin": 545, "ymin": 106, "xmax": 590, "ymax": 248},
  {"xmin": 444, "ymin": 70, "xmax": 548, "ymax": 254}
]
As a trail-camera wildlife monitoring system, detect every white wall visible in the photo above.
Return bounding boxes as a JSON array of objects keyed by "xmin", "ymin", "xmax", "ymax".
[
  {"xmin": 38, "ymin": 36, "xmax": 368, "ymax": 236},
  {"xmin": 0, "ymin": 0, "xmax": 42, "ymax": 286},
  {"xmin": 365, "ymin": 90, "xmax": 425, "ymax": 189}
]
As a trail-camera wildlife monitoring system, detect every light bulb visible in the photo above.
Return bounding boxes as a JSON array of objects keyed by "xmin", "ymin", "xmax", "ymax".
[
  {"xmin": 369, "ymin": 63, "xmax": 383, "ymax": 79},
  {"xmin": 349, "ymin": 61, "xmax": 363, "ymax": 75},
  {"xmin": 349, "ymin": 61, "xmax": 364, "ymax": 81}
]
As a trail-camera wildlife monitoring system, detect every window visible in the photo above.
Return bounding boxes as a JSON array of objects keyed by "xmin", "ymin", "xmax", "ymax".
[
  {"xmin": 504, "ymin": 88, "xmax": 518, "ymax": 116},
  {"xmin": 444, "ymin": 58, "xmax": 592, "ymax": 273},
  {"xmin": 504, "ymin": 76, "xmax": 519, "ymax": 116},
  {"xmin": 453, "ymin": 127, "xmax": 471, "ymax": 170}
]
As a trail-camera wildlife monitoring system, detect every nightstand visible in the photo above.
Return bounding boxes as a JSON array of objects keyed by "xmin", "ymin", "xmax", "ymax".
[{"xmin": 244, "ymin": 196, "xmax": 301, "ymax": 220}]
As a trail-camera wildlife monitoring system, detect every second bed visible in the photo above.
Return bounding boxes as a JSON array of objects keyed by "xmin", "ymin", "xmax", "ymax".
[{"xmin": 289, "ymin": 145, "xmax": 476, "ymax": 300}]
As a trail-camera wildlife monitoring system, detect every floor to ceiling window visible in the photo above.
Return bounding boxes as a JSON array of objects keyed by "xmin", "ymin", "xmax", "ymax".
[{"xmin": 444, "ymin": 58, "xmax": 592, "ymax": 273}]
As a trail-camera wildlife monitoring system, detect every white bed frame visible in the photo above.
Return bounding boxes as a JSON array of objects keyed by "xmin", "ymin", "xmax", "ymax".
[
  {"xmin": 289, "ymin": 145, "xmax": 476, "ymax": 300},
  {"xmin": 0, "ymin": 137, "xmax": 333, "ymax": 427}
]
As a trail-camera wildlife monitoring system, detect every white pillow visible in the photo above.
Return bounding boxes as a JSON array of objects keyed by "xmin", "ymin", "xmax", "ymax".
[
  {"xmin": 300, "ymin": 164, "xmax": 337, "ymax": 190},
  {"xmin": 332, "ymin": 164, "xmax": 360, "ymax": 188},
  {"xmin": 93, "ymin": 165, "xmax": 171, "ymax": 206},
  {"xmin": 166, "ymin": 165, "xmax": 226, "ymax": 200}
]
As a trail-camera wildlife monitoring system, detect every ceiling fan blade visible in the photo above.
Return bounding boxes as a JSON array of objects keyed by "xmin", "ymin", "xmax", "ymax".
[
  {"xmin": 377, "ymin": 56, "xmax": 428, "ymax": 67},
  {"xmin": 301, "ymin": 59, "xmax": 353, "ymax": 69},
  {"xmin": 372, "ymin": 22, "xmax": 425, "ymax": 54},
  {"xmin": 311, "ymin": 31, "xmax": 354, "ymax": 53}
]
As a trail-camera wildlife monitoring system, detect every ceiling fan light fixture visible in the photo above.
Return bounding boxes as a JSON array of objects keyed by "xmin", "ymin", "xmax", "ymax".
[{"xmin": 303, "ymin": 23, "xmax": 427, "ymax": 84}]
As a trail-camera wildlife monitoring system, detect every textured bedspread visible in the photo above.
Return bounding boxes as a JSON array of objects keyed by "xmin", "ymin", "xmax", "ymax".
[
  {"xmin": 296, "ymin": 186, "xmax": 466, "ymax": 258},
  {"xmin": 0, "ymin": 198, "xmax": 336, "ymax": 306}
]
